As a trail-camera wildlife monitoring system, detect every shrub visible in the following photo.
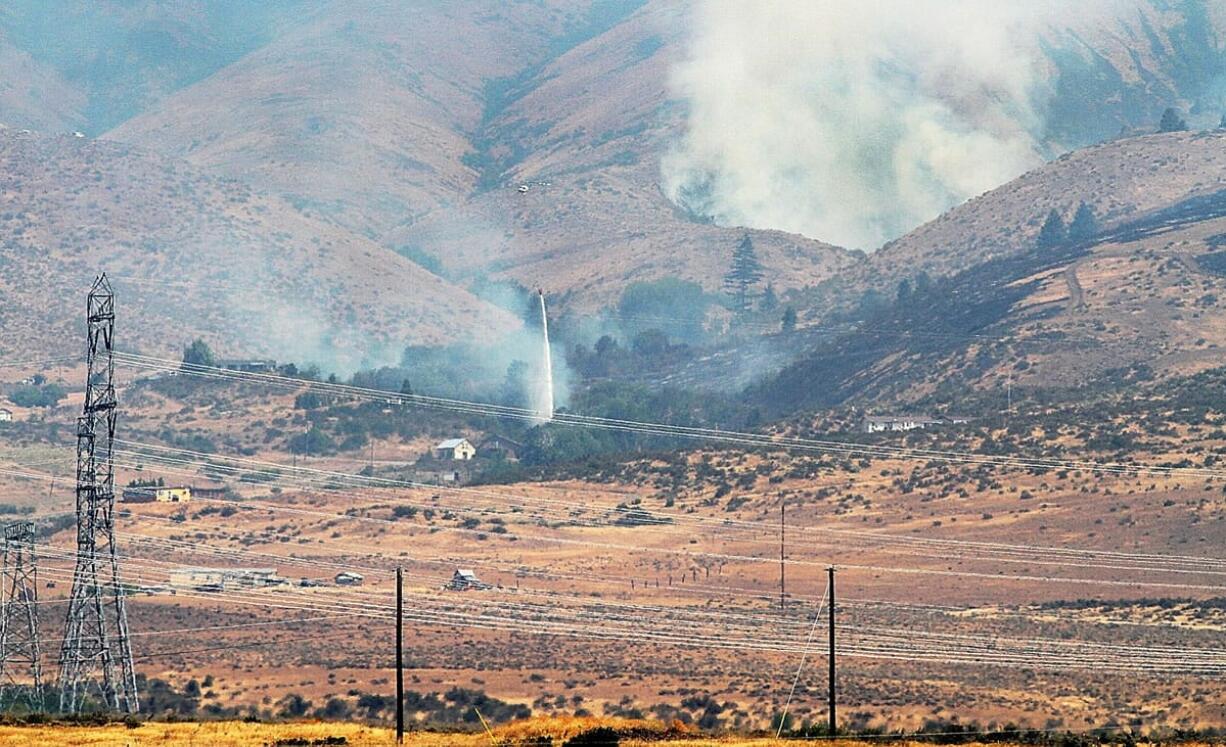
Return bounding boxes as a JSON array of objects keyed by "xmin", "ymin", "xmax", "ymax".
[{"xmin": 564, "ymin": 726, "xmax": 620, "ymax": 746}]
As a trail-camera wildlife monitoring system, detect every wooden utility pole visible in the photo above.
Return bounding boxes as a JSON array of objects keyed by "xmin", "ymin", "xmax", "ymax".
[
  {"xmin": 827, "ymin": 565, "xmax": 836, "ymax": 735},
  {"xmin": 396, "ymin": 566, "xmax": 404, "ymax": 744},
  {"xmin": 779, "ymin": 502, "xmax": 786, "ymax": 615}
]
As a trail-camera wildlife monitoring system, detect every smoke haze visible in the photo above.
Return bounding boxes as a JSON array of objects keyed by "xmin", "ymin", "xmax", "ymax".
[{"xmin": 662, "ymin": 0, "xmax": 1129, "ymax": 250}]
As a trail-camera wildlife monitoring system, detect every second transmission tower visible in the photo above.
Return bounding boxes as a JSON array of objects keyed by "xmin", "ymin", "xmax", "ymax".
[
  {"xmin": 57, "ymin": 274, "xmax": 138, "ymax": 714},
  {"xmin": 0, "ymin": 520, "xmax": 42, "ymax": 710}
]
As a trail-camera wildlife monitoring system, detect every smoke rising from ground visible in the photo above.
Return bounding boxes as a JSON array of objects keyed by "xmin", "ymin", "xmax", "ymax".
[{"xmin": 662, "ymin": 0, "xmax": 1127, "ymax": 251}]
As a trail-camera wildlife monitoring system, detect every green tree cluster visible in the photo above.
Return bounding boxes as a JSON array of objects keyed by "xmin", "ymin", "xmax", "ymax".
[
  {"xmin": 9, "ymin": 383, "xmax": 66, "ymax": 408},
  {"xmin": 1037, "ymin": 202, "xmax": 1099, "ymax": 250},
  {"xmin": 1159, "ymin": 107, "xmax": 1188, "ymax": 133},
  {"xmin": 181, "ymin": 338, "xmax": 215, "ymax": 367}
]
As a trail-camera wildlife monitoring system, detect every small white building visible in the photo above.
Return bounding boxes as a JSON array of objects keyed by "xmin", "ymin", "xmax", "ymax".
[
  {"xmin": 433, "ymin": 438, "xmax": 476, "ymax": 461},
  {"xmin": 0, "ymin": 408, "xmax": 11, "ymax": 422},
  {"xmin": 862, "ymin": 415, "xmax": 942, "ymax": 433},
  {"xmin": 168, "ymin": 567, "xmax": 284, "ymax": 592},
  {"xmin": 862, "ymin": 414, "xmax": 969, "ymax": 433}
]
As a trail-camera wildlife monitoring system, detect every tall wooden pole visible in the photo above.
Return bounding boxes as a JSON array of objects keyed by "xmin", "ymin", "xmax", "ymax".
[
  {"xmin": 827, "ymin": 565, "xmax": 836, "ymax": 735},
  {"xmin": 779, "ymin": 502, "xmax": 785, "ymax": 615},
  {"xmin": 396, "ymin": 566, "xmax": 404, "ymax": 744}
]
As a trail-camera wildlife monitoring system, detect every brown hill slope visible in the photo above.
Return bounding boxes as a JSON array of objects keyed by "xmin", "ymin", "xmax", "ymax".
[
  {"xmin": 388, "ymin": 2, "xmax": 856, "ymax": 305},
  {"xmin": 0, "ymin": 131, "xmax": 517, "ymax": 365},
  {"xmin": 108, "ymin": 0, "xmax": 854, "ymax": 305},
  {"xmin": 757, "ymin": 159, "xmax": 1226, "ymax": 412},
  {"xmin": 0, "ymin": 31, "xmax": 83, "ymax": 134},
  {"xmin": 107, "ymin": 1, "xmax": 614, "ymax": 241},
  {"xmin": 106, "ymin": 0, "xmax": 1226, "ymax": 311},
  {"xmin": 832, "ymin": 131, "xmax": 1226, "ymax": 308}
]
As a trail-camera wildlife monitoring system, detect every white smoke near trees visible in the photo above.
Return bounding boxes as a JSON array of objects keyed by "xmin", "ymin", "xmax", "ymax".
[{"xmin": 662, "ymin": 0, "xmax": 1128, "ymax": 251}]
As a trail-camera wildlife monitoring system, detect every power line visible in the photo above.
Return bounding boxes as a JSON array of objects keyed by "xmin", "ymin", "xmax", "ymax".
[
  {"xmin": 105, "ymin": 440, "xmax": 1226, "ymax": 576},
  {"xmin": 95, "ymin": 451, "xmax": 1226, "ymax": 592},
  {"xmin": 112, "ymin": 351, "xmax": 1226, "ymax": 480}
]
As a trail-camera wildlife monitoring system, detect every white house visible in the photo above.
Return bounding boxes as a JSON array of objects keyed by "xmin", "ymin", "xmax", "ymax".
[
  {"xmin": 433, "ymin": 438, "xmax": 476, "ymax": 461},
  {"xmin": 0, "ymin": 408, "xmax": 11, "ymax": 422}
]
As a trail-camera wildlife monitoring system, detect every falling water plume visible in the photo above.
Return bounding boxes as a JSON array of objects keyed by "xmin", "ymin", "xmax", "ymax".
[{"xmin": 537, "ymin": 289, "xmax": 554, "ymax": 422}]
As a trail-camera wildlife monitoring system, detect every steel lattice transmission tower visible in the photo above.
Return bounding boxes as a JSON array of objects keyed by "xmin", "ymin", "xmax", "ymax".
[
  {"xmin": 57, "ymin": 274, "xmax": 138, "ymax": 714},
  {"xmin": 0, "ymin": 520, "xmax": 42, "ymax": 710}
]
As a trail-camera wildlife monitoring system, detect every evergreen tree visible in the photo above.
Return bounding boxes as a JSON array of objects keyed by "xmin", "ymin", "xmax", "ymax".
[
  {"xmin": 1219, "ymin": 113, "xmax": 1226, "ymax": 130},
  {"xmin": 1067, "ymin": 201, "xmax": 1099, "ymax": 243},
  {"xmin": 760, "ymin": 283, "xmax": 779, "ymax": 313},
  {"xmin": 781, "ymin": 306, "xmax": 797, "ymax": 333},
  {"xmin": 1159, "ymin": 107, "xmax": 1188, "ymax": 133},
  {"xmin": 1037, "ymin": 209, "xmax": 1067, "ymax": 250},
  {"xmin": 895, "ymin": 278, "xmax": 912, "ymax": 305},
  {"xmin": 723, "ymin": 234, "xmax": 765, "ymax": 314},
  {"xmin": 182, "ymin": 339, "xmax": 215, "ymax": 368}
]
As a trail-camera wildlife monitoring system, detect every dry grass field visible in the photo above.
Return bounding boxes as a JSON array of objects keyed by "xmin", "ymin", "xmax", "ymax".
[{"xmin": 0, "ymin": 717, "xmax": 1165, "ymax": 747}]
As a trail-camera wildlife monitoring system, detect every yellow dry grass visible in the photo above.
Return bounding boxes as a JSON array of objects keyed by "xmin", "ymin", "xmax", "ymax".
[{"xmin": 0, "ymin": 719, "xmax": 1154, "ymax": 747}]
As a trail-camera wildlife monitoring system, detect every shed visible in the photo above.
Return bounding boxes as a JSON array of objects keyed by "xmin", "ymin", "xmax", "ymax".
[
  {"xmin": 433, "ymin": 438, "xmax": 476, "ymax": 461},
  {"xmin": 478, "ymin": 434, "xmax": 522, "ymax": 462},
  {"xmin": 446, "ymin": 568, "xmax": 490, "ymax": 591},
  {"xmin": 218, "ymin": 358, "xmax": 278, "ymax": 373},
  {"xmin": 121, "ymin": 485, "xmax": 191, "ymax": 504}
]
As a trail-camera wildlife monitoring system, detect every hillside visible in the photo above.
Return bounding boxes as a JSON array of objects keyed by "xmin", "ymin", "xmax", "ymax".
[
  {"xmin": 828, "ymin": 131, "xmax": 1226, "ymax": 306},
  {"xmin": 107, "ymin": 1, "xmax": 622, "ymax": 242},
  {"xmin": 1, "ymin": 1, "xmax": 1224, "ymax": 343},
  {"xmin": 0, "ymin": 1, "xmax": 308, "ymax": 135},
  {"xmin": 385, "ymin": 1, "xmax": 856, "ymax": 304},
  {"xmin": 0, "ymin": 131, "xmax": 518, "ymax": 366},
  {"xmin": 756, "ymin": 147, "xmax": 1226, "ymax": 411},
  {"xmin": 0, "ymin": 28, "xmax": 83, "ymax": 134}
]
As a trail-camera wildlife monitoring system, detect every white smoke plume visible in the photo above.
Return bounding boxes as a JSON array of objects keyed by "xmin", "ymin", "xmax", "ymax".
[{"xmin": 662, "ymin": 0, "xmax": 1129, "ymax": 250}]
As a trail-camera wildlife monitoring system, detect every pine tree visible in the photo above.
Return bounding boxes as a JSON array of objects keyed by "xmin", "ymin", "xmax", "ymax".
[
  {"xmin": 895, "ymin": 278, "xmax": 912, "ymax": 305},
  {"xmin": 781, "ymin": 306, "xmax": 797, "ymax": 333},
  {"xmin": 1159, "ymin": 107, "xmax": 1188, "ymax": 133},
  {"xmin": 1067, "ymin": 202, "xmax": 1100, "ymax": 243},
  {"xmin": 723, "ymin": 234, "xmax": 765, "ymax": 314},
  {"xmin": 760, "ymin": 283, "xmax": 779, "ymax": 313},
  {"xmin": 1037, "ymin": 209, "xmax": 1067, "ymax": 250}
]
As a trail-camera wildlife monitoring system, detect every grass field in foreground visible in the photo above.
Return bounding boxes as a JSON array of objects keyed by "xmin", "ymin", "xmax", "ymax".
[
  {"xmin": 2, "ymin": 718, "xmax": 1209, "ymax": 747},
  {"xmin": 0, "ymin": 716, "xmax": 766, "ymax": 746},
  {"xmin": 0, "ymin": 720, "xmax": 781, "ymax": 746}
]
